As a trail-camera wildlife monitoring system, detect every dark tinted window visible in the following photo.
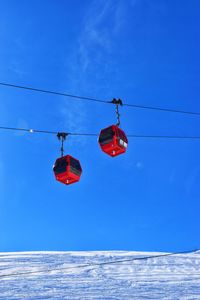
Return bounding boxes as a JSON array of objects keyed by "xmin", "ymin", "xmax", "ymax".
[
  {"xmin": 99, "ymin": 127, "xmax": 114, "ymax": 145},
  {"xmin": 53, "ymin": 158, "xmax": 68, "ymax": 175},
  {"xmin": 70, "ymin": 157, "xmax": 82, "ymax": 175}
]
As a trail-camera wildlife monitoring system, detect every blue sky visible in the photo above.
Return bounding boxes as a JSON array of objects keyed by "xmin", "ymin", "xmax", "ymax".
[{"xmin": 0, "ymin": 0, "xmax": 200, "ymax": 252}]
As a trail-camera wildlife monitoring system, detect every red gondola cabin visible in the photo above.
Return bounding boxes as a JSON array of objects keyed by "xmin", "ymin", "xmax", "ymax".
[
  {"xmin": 98, "ymin": 125, "xmax": 128, "ymax": 157},
  {"xmin": 53, "ymin": 155, "xmax": 82, "ymax": 185}
]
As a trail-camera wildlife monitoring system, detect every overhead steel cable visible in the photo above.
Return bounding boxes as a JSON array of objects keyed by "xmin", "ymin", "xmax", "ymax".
[
  {"xmin": 0, "ymin": 126, "xmax": 97, "ymax": 136},
  {"xmin": 0, "ymin": 82, "xmax": 108, "ymax": 104},
  {"xmin": 124, "ymin": 102, "xmax": 200, "ymax": 116},
  {"xmin": 0, "ymin": 81, "xmax": 200, "ymax": 116},
  {"xmin": 0, "ymin": 126, "xmax": 57, "ymax": 135},
  {"xmin": 0, "ymin": 248, "xmax": 198, "ymax": 279},
  {"xmin": 1, "ymin": 126, "xmax": 200, "ymax": 139}
]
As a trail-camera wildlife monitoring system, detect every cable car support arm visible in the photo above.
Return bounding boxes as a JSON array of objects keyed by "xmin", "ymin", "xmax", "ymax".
[
  {"xmin": 57, "ymin": 132, "xmax": 68, "ymax": 157},
  {"xmin": 110, "ymin": 98, "xmax": 123, "ymax": 127}
]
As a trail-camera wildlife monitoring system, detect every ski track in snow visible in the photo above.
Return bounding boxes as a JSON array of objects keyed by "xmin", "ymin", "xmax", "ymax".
[{"xmin": 0, "ymin": 251, "xmax": 200, "ymax": 299}]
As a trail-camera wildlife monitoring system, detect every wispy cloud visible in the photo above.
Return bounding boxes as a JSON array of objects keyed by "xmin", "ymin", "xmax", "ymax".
[
  {"xmin": 60, "ymin": 0, "xmax": 132, "ymax": 146},
  {"xmin": 76, "ymin": 0, "xmax": 127, "ymax": 83},
  {"xmin": 8, "ymin": 60, "xmax": 28, "ymax": 78}
]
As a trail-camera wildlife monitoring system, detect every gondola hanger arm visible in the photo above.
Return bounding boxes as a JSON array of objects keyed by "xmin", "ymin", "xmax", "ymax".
[
  {"xmin": 57, "ymin": 132, "xmax": 69, "ymax": 157},
  {"xmin": 110, "ymin": 98, "xmax": 123, "ymax": 127}
]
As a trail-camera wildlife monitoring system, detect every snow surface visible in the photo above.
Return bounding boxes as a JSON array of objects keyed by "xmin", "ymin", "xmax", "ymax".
[{"xmin": 0, "ymin": 250, "xmax": 200, "ymax": 299}]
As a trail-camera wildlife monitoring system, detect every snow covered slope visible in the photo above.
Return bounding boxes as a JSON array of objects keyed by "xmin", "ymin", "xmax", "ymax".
[{"xmin": 0, "ymin": 251, "xmax": 200, "ymax": 299}]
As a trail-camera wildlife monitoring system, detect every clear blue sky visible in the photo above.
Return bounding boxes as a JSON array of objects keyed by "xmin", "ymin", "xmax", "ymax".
[{"xmin": 0, "ymin": 0, "xmax": 200, "ymax": 252}]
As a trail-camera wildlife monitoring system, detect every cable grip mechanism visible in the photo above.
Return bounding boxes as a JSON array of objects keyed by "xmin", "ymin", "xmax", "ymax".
[
  {"xmin": 111, "ymin": 98, "xmax": 123, "ymax": 127},
  {"xmin": 57, "ymin": 132, "xmax": 69, "ymax": 157}
]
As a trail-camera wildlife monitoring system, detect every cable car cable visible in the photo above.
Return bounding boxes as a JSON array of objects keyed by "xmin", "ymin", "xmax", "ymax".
[
  {"xmin": 1, "ymin": 126, "xmax": 200, "ymax": 140},
  {"xmin": 0, "ymin": 248, "xmax": 198, "ymax": 279},
  {"xmin": 0, "ymin": 81, "xmax": 200, "ymax": 116},
  {"xmin": 0, "ymin": 126, "xmax": 57, "ymax": 134},
  {"xmin": 123, "ymin": 102, "xmax": 200, "ymax": 116},
  {"xmin": 0, "ymin": 82, "xmax": 108, "ymax": 104}
]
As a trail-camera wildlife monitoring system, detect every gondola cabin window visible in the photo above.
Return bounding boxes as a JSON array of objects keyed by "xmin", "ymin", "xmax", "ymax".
[{"xmin": 53, "ymin": 158, "xmax": 68, "ymax": 175}]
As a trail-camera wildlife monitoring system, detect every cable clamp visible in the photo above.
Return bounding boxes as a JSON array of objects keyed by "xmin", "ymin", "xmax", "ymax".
[
  {"xmin": 57, "ymin": 132, "xmax": 69, "ymax": 140},
  {"xmin": 110, "ymin": 98, "xmax": 123, "ymax": 106}
]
